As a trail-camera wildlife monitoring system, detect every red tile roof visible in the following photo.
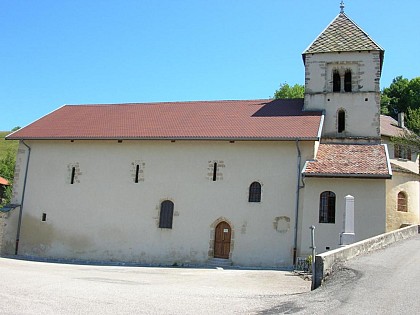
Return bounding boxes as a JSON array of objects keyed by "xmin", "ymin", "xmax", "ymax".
[
  {"xmin": 380, "ymin": 115, "xmax": 405, "ymax": 137},
  {"xmin": 303, "ymin": 144, "xmax": 391, "ymax": 178},
  {"xmin": 0, "ymin": 176, "xmax": 9, "ymax": 186},
  {"xmin": 7, "ymin": 99, "xmax": 323, "ymax": 140}
]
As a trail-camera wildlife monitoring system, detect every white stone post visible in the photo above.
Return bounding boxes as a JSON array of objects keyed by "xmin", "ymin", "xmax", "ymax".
[{"xmin": 340, "ymin": 195, "xmax": 355, "ymax": 245}]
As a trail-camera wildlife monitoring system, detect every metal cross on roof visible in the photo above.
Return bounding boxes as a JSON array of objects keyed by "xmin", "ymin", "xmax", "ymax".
[{"xmin": 340, "ymin": 0, "xmax": 345, "ymax": 13}]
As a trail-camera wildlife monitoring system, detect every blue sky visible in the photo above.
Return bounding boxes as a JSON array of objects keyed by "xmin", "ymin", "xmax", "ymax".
[{"xmin": 1, "ymin": 0, "xmax": 419, "ymax": 131}]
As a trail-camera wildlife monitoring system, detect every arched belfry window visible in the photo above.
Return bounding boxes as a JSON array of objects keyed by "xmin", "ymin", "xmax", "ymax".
[
  {"xmin": 344, "ymin": 70, "xmax": 352, "ymax": 92},
  {"xmin": 333, "ymin": 70, "xmax": 341, "ymax": 92},
  {"xmin": 397, "ymin": 192, "xmax": 408, "ymax": 212},
  {"xmin": 159, "ymin": 200, "xmax": 174, "ymax": 228},
  {"xmin": 319, "ymin": 191, "xmax": 336, "ymax": 223},
  {"xmin": 248, "ymin": 182, "xmax": 262, "ymax": 202},
  {"xmin": 338, "ymin": 109, "xmax": 346, "ymax": 133}
]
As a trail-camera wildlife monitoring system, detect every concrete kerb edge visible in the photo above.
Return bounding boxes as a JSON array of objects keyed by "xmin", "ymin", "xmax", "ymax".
[
  {"xmin": 313, "ymin": 225, "xmax": 420, "ymax": 289},
  {"xmin": 0, "ymin": 254, "xmax": 292, "ymax": 271}
]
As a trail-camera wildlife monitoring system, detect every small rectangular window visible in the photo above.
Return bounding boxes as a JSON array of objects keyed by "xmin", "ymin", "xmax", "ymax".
[
  {"xmin": 70, "ymin": 167, "xmax": 76, "ymax": 184},
  {"xmin": 42, "ymin": 213, "xmax": 47, "ymax": 222},
  {"xmin": 212, "ymin": 162, "xmax": 218, "ymax": 181},
  {"xmin": 338, "ymin": 110, "xmax": 345, "ymax": 133},
  {"xmin": 135, "ymin": 165, "xmax": 140, "ymax": 183}
]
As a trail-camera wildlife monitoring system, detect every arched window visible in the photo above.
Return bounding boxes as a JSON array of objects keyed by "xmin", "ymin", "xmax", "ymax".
[
  {"xmin": 344, "ymin": 70, "xmax": 352, "ymax": 92},
  {"xmin": 159, "ymin": 200, "xmax": 174, "ymax": 228},
  {"xmin": 333, "ymin": 70, "xmax": 341, "ymax": 92},
  {"xmin": 397, "ymin": 192, "xmax": 407, "ymax": 212},
  {"xmin": 319, "ymin": 191, "xmax": 336, "ymax": 223},
  {"xmin": 248, "ymin": 182, "xmax": 262, "ymax": 202},
  {"xmin": 338, "ymin": 110, "xmax": 346, "ymax": 133}
]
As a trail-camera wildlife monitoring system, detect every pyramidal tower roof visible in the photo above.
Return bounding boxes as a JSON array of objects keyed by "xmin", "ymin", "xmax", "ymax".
[{"xmin": 303, "ymin": 12, "xmax": 384, "ymax": 54}]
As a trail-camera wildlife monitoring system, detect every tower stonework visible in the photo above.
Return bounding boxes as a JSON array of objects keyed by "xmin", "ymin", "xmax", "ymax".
[{"xmin": 302, "ymin": 12, "xmax": 384, "ymax": 142}]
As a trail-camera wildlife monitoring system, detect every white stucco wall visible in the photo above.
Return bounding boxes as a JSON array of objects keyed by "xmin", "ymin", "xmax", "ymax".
[
  {"xmin": 2, "ymin": 139, "xmax": 316, "ymax": 267},
  {"xmin": 298, "ymin": 177, "xmax": 387, "ymax": 257}
]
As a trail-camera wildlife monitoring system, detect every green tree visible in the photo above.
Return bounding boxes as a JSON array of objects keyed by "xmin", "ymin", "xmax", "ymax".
[
  {"xmin": 405, "ymin": 77, "xmax": 420, "ymax": 110},
  {"xmin": 406, "ymin": 107, "xmax": 420, "ymax": 134},
  {"xmin": 381, "ymin": 76, "xmax": 420, "ymax": 116},
  {"xmin": 0, "ymin": 148, "xmax": 16, "ymax": 206},
  {"xmin": 273, "ymin": 83, "xmax": 304, "ymax": 99},
  {"xmin": 11, "ymin": 126, "xmax": 21, "ymax": 132}
]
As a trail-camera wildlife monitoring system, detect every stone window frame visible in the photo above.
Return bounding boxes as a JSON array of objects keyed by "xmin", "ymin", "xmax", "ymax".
[
  {"xmin": 397, "ymin": 191, "xmax": 408, "ymax": 212},
  {"xmin": 326, "ymin": 62, "xmax": 359, "ymax": 93},
  {"xmin": 67, "ymin": 162, "xmax": 81, "ymax": 184}
]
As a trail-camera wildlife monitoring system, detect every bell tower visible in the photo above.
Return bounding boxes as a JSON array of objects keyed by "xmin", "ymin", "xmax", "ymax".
[{"xmin": 302, "ymin": 4, "xmax": 384, "ymax": 142}]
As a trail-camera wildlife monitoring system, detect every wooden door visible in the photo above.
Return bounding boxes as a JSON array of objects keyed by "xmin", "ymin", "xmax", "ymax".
[{"xmin": 214, "ymin": 221, "xmax": 231, "ymax": 259}]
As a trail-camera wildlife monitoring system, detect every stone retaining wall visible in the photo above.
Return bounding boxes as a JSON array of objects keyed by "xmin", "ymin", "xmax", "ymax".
[{"xmin": 314, "ymin": 224, "xmax": 419, "ymax": 289}]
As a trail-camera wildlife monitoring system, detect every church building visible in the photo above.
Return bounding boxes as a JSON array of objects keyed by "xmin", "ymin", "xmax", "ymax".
[{"xmin": 1, "ymin": 6, "xmax": 418, "ymax": 267}]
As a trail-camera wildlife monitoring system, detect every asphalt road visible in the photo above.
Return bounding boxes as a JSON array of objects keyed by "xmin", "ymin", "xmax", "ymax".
[
  {"xmin": 2, "ymin": 235, "xmax": 418, "ymax": 314},
  {"xmin": 0, "ymin": 258, "xmax": 310, "ymax": 314},
  {"xmin": 258, "ymin": 234, "xmax": 420, "ymax": 314}
]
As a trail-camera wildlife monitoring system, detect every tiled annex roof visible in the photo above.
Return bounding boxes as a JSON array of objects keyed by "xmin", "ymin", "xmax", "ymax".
[
  {"xmin": 380, "ymin": 115, "xmax": 405, "ymax": 137},
  {"xmin": 303, "ymin": 144, "xmax": 391, "ymax": 178},
  {"xmin": 7, "ymin": 99, "xmax": 323, "ymax": 141},
  {"xmin": 391, "ymin": 163, "xmax": 419, "ymax": 176},
  {"xmin": 303, "ymin": 13, "xmax": 383, "ymax": 54}
]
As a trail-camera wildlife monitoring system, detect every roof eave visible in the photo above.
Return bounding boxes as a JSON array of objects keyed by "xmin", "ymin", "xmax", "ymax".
[
  {"xmin": 303, "ymin": 173, "xmax": 392, "ymax": 179},
  {"xmin": 7, "ymin": 136, "xmax": 321, "ymax": 142}
]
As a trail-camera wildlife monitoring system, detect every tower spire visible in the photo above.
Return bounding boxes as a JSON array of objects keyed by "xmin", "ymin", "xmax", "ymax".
[{"xmin": 340, "ymin": 0, "xmax": 345, "ymax": 13}]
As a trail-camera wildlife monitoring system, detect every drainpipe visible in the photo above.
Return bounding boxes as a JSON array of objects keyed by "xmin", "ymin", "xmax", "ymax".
[
  {"xmin": 293, "ymin": 140, "xmax": 302, "ymax": 265},
  {"xmin": 15, "ymin": 140, "xmax": 31, "ymax": 255}
]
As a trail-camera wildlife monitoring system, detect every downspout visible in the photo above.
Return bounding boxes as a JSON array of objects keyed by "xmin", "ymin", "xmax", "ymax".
[
  {"xmin": 15, "ymin": 140, "xmax": 31, "ymax": 255},
  {"xmin": 293, "ymin": 140, "xmax": 302, "ymax": 265}
]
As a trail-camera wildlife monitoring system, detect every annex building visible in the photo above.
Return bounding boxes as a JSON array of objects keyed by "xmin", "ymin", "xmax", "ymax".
[{"xmin": 1, "ymin": 8, "xmax": 418, "ymax": 267}]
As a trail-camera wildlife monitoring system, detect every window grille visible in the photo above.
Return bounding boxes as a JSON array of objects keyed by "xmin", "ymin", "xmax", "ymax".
[
  {"xmin": 397, "ymin": 192, "xmax": 408, "ymax": 212},
  {"xmin": 249, "ymin": 182, "xmax": 262, "ymax": 202},
  {"xmin": 319, "ymin": 191, "xmax": 336, "ymax": 223}
]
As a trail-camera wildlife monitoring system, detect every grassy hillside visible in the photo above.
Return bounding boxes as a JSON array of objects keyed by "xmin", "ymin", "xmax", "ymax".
[{"xmin": 0, "ymin": 131, "xmax": 19, "ymax": 160}]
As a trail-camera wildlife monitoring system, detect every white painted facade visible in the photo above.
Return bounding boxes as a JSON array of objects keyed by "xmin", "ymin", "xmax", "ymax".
[
  {"xmin": 298, "ymin": 177, "xmax": 386, "ymax": 257},
  {"xmin": 2, "ymin": 139, "xmax": 317, "ymax": 266}
]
